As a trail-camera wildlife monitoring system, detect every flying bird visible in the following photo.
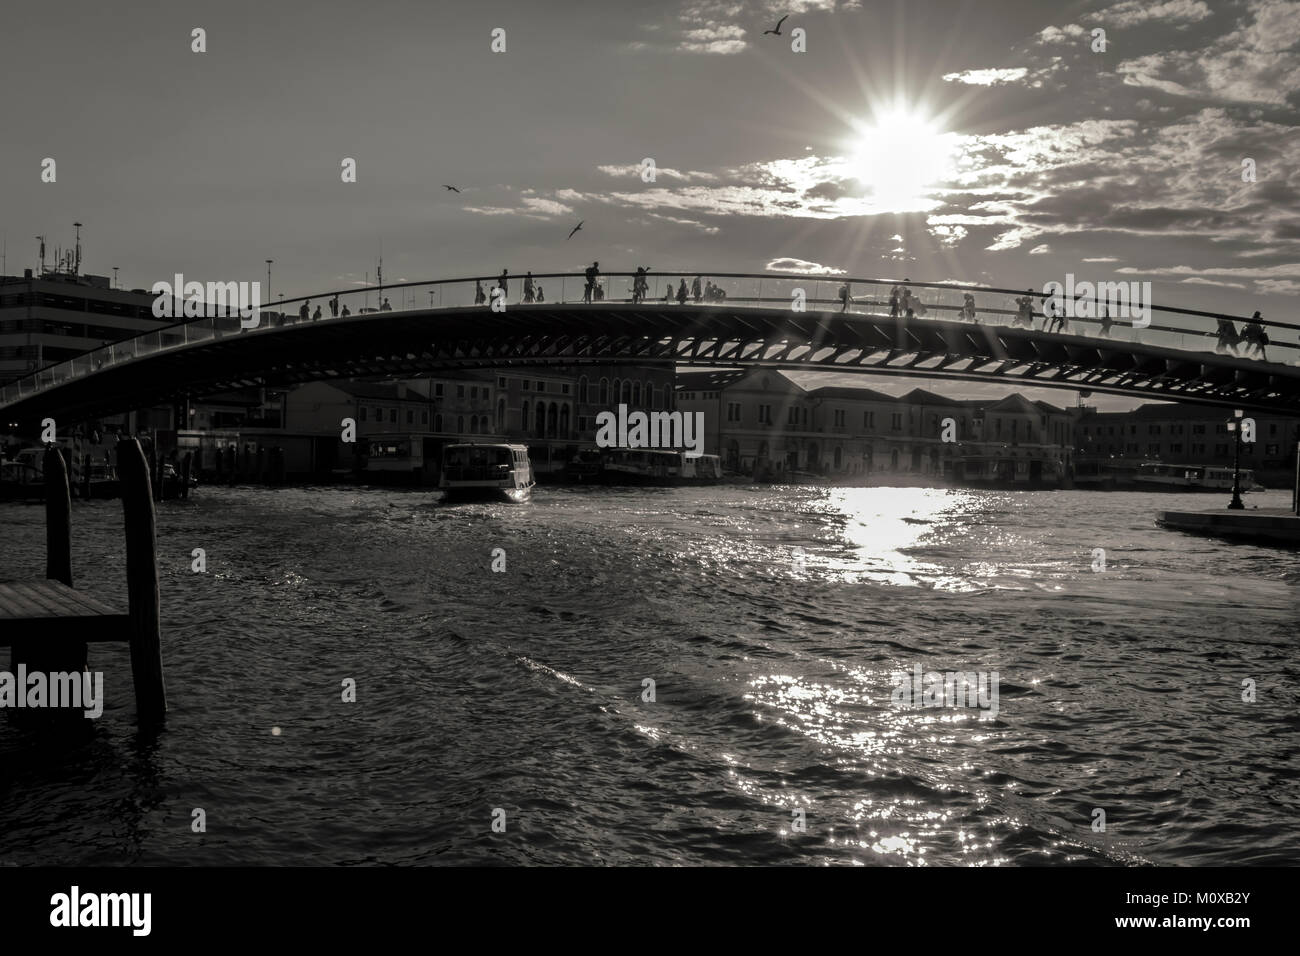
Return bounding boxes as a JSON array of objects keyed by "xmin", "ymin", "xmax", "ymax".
[
  {"xmin": 567, "ymin": 221, "xmax": 584, "ymax": 240},
  {"xmin": 441, "ymin": 184, "xmax": 461, "ymax": 193},
  {"xmin": 763, "ymin": 15, "xmax": 788, "ymax": 35}
]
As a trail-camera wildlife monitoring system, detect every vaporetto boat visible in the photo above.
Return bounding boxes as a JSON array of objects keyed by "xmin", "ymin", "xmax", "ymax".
[{"xmin": 439, "ymin": 443, "xmax": 535, "ymax": 503}]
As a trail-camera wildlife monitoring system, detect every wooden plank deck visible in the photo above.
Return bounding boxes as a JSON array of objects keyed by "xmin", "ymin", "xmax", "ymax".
[{"xmin": 0, "ymin": 579, "xmax": 131, "ymax": 643}]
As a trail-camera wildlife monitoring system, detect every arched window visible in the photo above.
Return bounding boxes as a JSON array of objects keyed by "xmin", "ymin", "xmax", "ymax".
[
  {"xmin": 434, "ymin": 413, "xmax": 443, "ymax": 432},
  {"xmin": 621, "ymin": 380, "xmax": 631, "ymax": 405},
  {"xmin": 457, "ymin": 416, "xmax": 465, "ymax": 434},
  {"xmin": 650, "ymin": 386, "xmax": 659, "ymax": 410},
  {"xmin": 497, "ymin": 398, "xmax": 505, "ymax": 429},
  {"xmin": 632, "ymin": 382, "xmax": 641, "ymax": 406},
  {"xmin": 833, "ymin": 446, "xmax": 842, "ymax": 469},
  {"xmin": 578, "ymin": 376, "xmax": 588, "ymax": 403},
  {"xmin": 560, "ymin": 404, "xmax": 570, "ymax": 436},
  {"xmin": 535, "ymin": 402, "xmax": 545, "ymax": 437},
  {"xmin": 599, "ymin": 378, "xmax": 609, "ymax": 404},
  {"xmin": 521, "ymin": 401, "xmax": 529, "ymax": 433},
  {"xmin": 612, "ymin": 379, "xmax": 621, "ymax": 406},
  {"xmin": 645, "ymin": 381, "xmax": 653, "ymax": 407},
  {"xmin": 547, "ymin": 403, "xmax": 558, "ymax": 438}
]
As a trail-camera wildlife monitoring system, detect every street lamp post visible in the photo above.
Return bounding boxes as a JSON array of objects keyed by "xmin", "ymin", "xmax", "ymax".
[{"xmin": 1227, "ymin": 408, "xmax": 1245, "ymax": 510}]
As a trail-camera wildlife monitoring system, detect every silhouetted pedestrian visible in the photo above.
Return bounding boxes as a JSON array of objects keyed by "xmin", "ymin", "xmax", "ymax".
[
  {"xmin": 1098, "ymin": 306, "xmax": 1113, "ymax": 338},
  {"xmin": 299, "ymin": 301, "xmax": 310, "ymax": 321},
  {"xmin": 839, "ymin": 281, "xmax": 851, "ymax": 312},
  {"xmin": 1215, "ymin": 317, "xmax": 1240, "ymax": 354},
  {"xmin": 380, "ymin": 297, "xmax": 392, "ymax": 311},
  {"xmin": 677, "ymin": 278, "xmax": 688, "ymax": 304},
  {"xmin": 692, "ymin": 276, "xmax": 702, "ymax": 302},
  {"xmin": 312, "ymin": 305, "xmax": 322, "ymax": 320},
  {"xmin": 583, "ymin": 261, "xmax": 599, "ymax": 303},
  {"xmin": 524, "ymin": 272, "xmax": 535, "ymax": 303},
  {"xmin": 1242, "ymin": 311, "xmax": 1269, "ymax": 360},
  {"xmin": 329, "ymin": 296, "xmax": 339, "ymax": 317},
  {"xmin": 498, "ymin": 269, "xmax": 508, "ymax": 298}
]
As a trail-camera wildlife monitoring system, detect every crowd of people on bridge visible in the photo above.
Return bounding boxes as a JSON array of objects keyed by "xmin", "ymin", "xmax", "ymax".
[{"xmin": 455, "ymin": 267, "xmax": 1291, "ymax": 364}]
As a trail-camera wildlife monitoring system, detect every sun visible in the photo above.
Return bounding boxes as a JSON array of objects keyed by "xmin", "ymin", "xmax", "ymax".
[{"xmin": 847, "ymin": 109, "xmax": 956, "ymax": 213}]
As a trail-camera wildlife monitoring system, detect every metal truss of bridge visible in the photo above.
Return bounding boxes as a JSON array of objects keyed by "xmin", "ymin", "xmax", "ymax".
[{"xmin": 2, "ymin": 271, "xmax": 1298, "ymax": 425}]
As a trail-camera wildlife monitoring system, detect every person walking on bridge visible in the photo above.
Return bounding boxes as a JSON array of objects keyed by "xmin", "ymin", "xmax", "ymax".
[
  {"xmin": 692, "ymin": 276, "xmax": 702, "ymax": 303},
  {"xmin": 839, "ymin": 281, "xmax": 851, "ymax": 312},
  {"xmin": 474, "ymin": 280, "xmax": 486, "ymax": 305},
  {"xmin": 1098, "ymin": 305, "xmax": 1113, "ymax": 338},
  {"xmin": 498, "ymin": 270, "xmax": 509, "ymax": 301},
  {"xmin": 1242, "ymin": 312, "xmax": 1270, "ymax": 360},
  {"xmin": 329, "ymin": 296, "xmax": 339, "ymax": 317},
  {"xmin": 313, "ymin": 304, "xmax": 322, "ymax": 320},
  {"xmin": 1215, "ymin": 317, "xmax": 1240, "ymax": 355},
  {"xmin": 677, "ymin": 278, "xmax": 689, "ymax": 305},
  {"xmin": 524, "ymin": 272, "xmax": 535, "ymax": 303},
  {"xmin": 299, "ymin": 300, "xmax": 310, "ymax": 322},
  {"xmin": 889, "ymin": 284, "xmax": 901, "ymax": 318},
  {"xmin": 583, "ymin": 261, "xmax": 600, "ymax": 303}
]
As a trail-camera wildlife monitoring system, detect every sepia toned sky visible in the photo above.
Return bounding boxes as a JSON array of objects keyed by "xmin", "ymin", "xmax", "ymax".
[{"xmin": 2, "ymin": 0, "xmax": 1297, "ymax": 409}]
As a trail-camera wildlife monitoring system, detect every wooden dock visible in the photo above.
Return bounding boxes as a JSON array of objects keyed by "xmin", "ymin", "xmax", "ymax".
[
  {"xmin": 0, "ymin": 439, "xmax": 166, "ymax": 724},
  {"xmin": 1156, "ymin": 507, "xmax": 1300, "ymax": 547}
]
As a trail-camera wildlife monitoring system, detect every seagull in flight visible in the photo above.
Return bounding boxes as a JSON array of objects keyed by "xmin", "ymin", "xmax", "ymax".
[
  {"xmin": 441, "ymin": 184, "xmax": 461, "ymax": 193},
  {"xmin": 567, "ymin": 221, "xmax": 584, "ymax": 240},
  {"xmin": 763, "ymin": 14, "xmax": 788, "ymax": 35}
]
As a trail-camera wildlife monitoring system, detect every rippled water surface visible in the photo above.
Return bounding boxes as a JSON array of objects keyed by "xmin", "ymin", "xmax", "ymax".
[{"xmin": 2, "ymin": 485, "xmax": 1298, "ymax": 866}]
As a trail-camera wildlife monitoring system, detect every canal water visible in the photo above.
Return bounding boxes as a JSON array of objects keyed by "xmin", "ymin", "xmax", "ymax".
[{"xmin": 2, "ymin": 485, "xmax": 1297, "ymax": 866}]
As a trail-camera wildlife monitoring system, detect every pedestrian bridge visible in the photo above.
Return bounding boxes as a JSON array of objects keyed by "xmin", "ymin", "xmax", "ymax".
[{"xmin": 2, "ymin": 271, "xmax": 1298, "ymax": 425}]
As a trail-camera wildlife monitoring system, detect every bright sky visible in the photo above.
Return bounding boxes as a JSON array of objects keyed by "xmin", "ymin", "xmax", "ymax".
[{"xmin": 2, "ymin": 0, "xmax": 1297, "ymax": 411}]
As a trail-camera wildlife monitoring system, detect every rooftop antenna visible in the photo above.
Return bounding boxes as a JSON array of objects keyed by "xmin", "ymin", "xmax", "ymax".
[
  {"xmin": 377, "ymin": 240, "xmax": 383, "ymax": 307},
  {"xmin": 35, "ymin": 236, "xmax": 46, "ymax": 274},
  {"xmin": 73, "ymin": 222, "xmax": 83, "ymax": 275}
]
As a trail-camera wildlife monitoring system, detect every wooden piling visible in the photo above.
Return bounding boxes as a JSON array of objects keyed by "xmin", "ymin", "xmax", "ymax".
[
  {"xmin": 117, "ymin": 438, "xmax": 167, "ymax": 722},
  {"xmin": 7, "ymin": 448, "xmax": 87, "ymax": 723},
  {"xmin": 45, "ymin": 447, "xmax": 73, "ymax": 587},
  {"xmin": 81, "ymin": 452, "xmax": 92, "ymax": 501}
]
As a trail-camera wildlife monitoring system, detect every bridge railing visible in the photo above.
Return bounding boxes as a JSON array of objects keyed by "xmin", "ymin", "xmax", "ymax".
[{"xmin": 2, "ymin": 271, "xmax": 1297, "ymax": 408}]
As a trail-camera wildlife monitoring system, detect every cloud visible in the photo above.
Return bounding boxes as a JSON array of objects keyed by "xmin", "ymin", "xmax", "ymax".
[
  {"xmin": 765, "ymin": 257, "xmax": 846, "ymax": 274},
  {"xmin": 597, "ymin": 164, "xmax": 718, "ymax": 182},
  {"xmin": 521, "ymin": 197, "xmax": 574, "ymax": 217},
  {"xmin": 1028, "ymin": 243, "xmax": 1053, "ymax": 255},
  {"xmin": 1116, "ymin": 0, "xmax": 1300, "ymax": 106},
  {"xmin": 1181, "ymin": 277, "xmax": 1248, "ymax": 289},
  {"xmin": 1097, "ymin": 0, "xmax": 1212, "ymax": 27},
  {"xmin": 1083, "ymin": 257, "xmax": 1119, "ymax": 262},
  {"xmin": 943, "ymin": 68, "xmax": 1029, "ymax": 86},
  {"xmin": 1036, "ymin": 24, "xmax": 1087, "ymax": 45}
]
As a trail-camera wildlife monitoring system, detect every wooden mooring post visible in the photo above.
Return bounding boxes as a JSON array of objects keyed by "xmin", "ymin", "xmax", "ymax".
[
  {"xmin": 0, "ymin": 438, "xmax": 166, "ymax": 727},
  {"xmin": 119, "ymin": 438, "xmax": 167, "ymax": 722}
]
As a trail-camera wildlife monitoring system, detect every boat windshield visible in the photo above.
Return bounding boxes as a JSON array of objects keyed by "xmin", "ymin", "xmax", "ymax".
[{"xmin": 443, "ymin": 445, "xmax": 513, "ymax": 480}]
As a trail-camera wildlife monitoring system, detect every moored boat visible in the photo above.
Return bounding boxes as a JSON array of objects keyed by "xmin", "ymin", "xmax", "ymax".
[
  {"xmin": 1134, "ymin": 462, "xmax": 1261, "ymax": 492},
  {"xmin": 439, "ymin": 443, "xmax": 534, "ymax": 503}
]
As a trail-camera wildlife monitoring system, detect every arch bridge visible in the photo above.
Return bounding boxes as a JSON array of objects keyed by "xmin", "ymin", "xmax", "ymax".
[{"xmin": 2, "ymin": 271, "xmax": 1298, "ymax": 426}]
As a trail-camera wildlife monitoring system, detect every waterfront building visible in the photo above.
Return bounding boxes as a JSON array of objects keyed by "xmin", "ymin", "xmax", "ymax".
[
  {"xmin": 675, "ymin": 370, "xmax": 1073, "ymax": 485},
  {"xmin": 1075, "ymin": 402, "xmax": 1300, "ymax": 487}
]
